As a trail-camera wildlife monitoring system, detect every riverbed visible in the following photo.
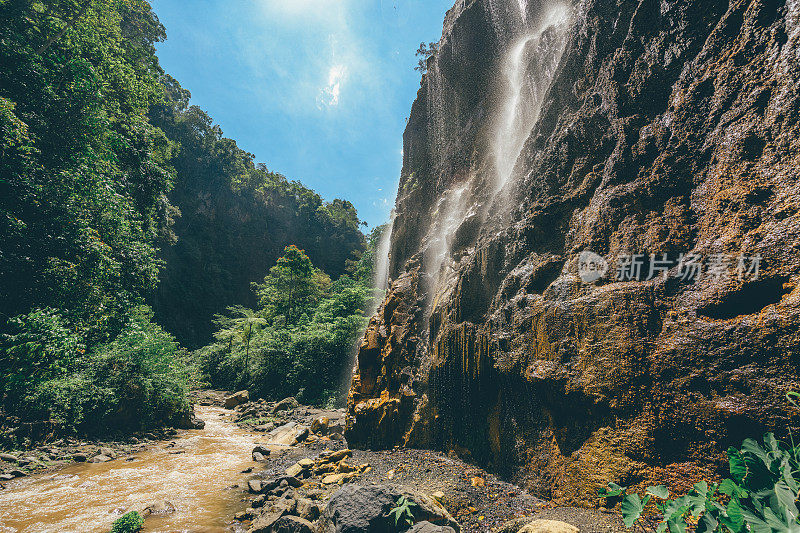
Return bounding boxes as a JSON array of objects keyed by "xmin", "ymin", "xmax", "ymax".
[{"xmin": 0, "ymin": 406, "xmax": 264, "ymax": 533}]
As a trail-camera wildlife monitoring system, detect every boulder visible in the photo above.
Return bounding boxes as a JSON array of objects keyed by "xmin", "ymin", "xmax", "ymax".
[
  {"xmin": 285, "ymin": 462, "xmax": 305, "ymax": 477},
  {"xmin": 311, "ymin": 416, "xmax": 330, "ymax": 434},
  {"xmin": 142, "ymin": 500, "xmax": 176, "ymax": 517},
  {"xmin": 248, "ymin": 507, "xmax": 287, "ymax": 533},
  {"xmin": 224, "ymin": 390, "xmax": 250, "ymax": 409},
  {"xmin": 317, "ymin": 484, "xmax": 459, "ymax": 533},
  {"xmin": 297, "ymin": 498, "xmax": 320, "ymax": 521},
  {"xmin": 99, "ymin": 447, "xmax": 116, "ymax": 458},
  {"xmin": 253, "ymin": 444, "xmax": 271, "ymax": 455},
  {"xmin": 248, "ymin": 479, "xmax": 263, "ymax": 493},
  {"xmin": 519, "ymin": 521, "xmax": 579, "ymax": 533},
  {"xmin": 291, "ymin": 427, "xmax": 310, "ymax": 445},
  {"xmin": 88, "ymin": 454, "xmax": 113, "ymax": 463},
  {"xmin": 176, "ymin": 408, "xmax": 206, "ymax": 429},
  {"xmin": 272, "ymin": 397, "xmax": 299, "ymax": 413},
  {"xmin": 252, "ymin": 451, "xmax": 267, "ymax": 462},
  {"xmin": 269, "ymin": 422, "xmax": 299, "ymax": 446},
  {"xmin": 72, "ymin": 453, "xmax": 87, "ymax": 462},
  {"xmin": 0, "ymin": 453, "xmax": 19, "ymax": 463}
]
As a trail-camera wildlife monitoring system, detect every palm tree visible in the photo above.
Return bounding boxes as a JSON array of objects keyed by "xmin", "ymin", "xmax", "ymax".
[{"xmin": 216, "ymin": 306, "xmax": 266, "ymax": 383}]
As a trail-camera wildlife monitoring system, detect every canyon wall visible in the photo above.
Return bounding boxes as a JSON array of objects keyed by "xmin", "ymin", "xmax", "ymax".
[{"xmin": 346, "ymin": 0, "xmax": 800, "ymax": 504}]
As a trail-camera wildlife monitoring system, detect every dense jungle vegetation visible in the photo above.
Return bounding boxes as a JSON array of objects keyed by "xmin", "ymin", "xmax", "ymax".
[{"xmin": 0, "ymin": 0, "xmax": 369, "ymax": 440}]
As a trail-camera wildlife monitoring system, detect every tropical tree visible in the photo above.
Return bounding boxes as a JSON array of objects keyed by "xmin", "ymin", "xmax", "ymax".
[{"xmin": 253, "ymin": 246, "xmax": 330, "ymax": 327}]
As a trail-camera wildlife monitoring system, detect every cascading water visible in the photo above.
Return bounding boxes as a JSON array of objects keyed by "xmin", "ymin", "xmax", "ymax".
[
  {"xmin": 372, "ymin": 211, "xmax": 396, "ymax": 295},
  {"xmin": 339, "ymin": 213, "xmax": 396, "ymax": 399},
  {"xmin": 421, "ymin": 1, "xmax": 572, "ymax": 308},
  {"xmin": 492, "ymin": 3, "xmax": 571, "ymax": 193}
]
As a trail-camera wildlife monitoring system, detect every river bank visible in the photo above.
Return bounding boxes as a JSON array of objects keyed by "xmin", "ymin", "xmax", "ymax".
[{"xmin": 0, "ymin": 391, "xmax": 624, "ymax": 532}]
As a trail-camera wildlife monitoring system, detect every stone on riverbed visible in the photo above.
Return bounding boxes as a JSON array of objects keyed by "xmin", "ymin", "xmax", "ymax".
[
  {"xmin": 408, "ymin": 522, "xmax": 457, "ymax": 533},
  {"xmin": 0, "ymin": 453, "xmax": 19, "ymax": 463},
  {"xmin": 224, "ymin": 390, "xmax": 249, "ymax": 409},
  {"xmin": 271, "ymin": 515, "xmax": 314, "ymax": 533}
]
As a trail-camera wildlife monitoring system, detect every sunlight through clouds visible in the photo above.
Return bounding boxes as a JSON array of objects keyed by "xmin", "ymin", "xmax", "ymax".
[{"xmin": 317, "ymin": 64, "xmax": 347, "ymax": 108}]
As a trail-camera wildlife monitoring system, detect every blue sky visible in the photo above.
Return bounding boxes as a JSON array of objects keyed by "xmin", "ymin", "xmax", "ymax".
[{"xmin": 151, "ymin": 0, "xmax": 453, "ymax": 229}]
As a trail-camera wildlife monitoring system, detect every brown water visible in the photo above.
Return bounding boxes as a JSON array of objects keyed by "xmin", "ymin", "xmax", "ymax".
[{"xmin": 0, "ymin": 406, "xmax": 269, "ymax": 533}]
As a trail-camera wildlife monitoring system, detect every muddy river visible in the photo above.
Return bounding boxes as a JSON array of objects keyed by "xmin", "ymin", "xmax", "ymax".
[{"xmin": 0, "ymin": 406, "xmax": 267, "ymax": 533}]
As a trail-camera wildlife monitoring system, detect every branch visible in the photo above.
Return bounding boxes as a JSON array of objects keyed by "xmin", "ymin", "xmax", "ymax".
[{"xmin": 36, "ymin": 0, "xmax": 93, "ymax": 56}]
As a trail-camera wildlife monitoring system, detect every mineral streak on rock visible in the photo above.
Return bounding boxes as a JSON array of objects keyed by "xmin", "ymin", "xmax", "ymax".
[{"xmin": 346, "ymin": 0, "xmax": 800, "ymax": 505}]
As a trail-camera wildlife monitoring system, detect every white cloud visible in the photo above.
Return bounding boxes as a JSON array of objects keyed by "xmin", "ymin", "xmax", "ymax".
[{"xmin": 317, "ymin": 64, "xmax": 347, "ymax": 108}]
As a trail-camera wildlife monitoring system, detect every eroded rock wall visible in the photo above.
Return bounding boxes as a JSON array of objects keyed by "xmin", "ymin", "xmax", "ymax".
[{"xmin": 347, "ymin": 0, "xmax": 800, "ymax": 504}]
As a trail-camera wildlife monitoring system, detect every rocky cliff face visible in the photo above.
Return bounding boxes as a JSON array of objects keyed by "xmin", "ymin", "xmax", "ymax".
[{"xmin": 346, "ymin": 0, "xmax": 800, "ymax": 504}]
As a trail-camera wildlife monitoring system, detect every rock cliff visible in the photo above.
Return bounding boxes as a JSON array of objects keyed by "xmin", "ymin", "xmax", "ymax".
[{"xmin": 346, "ymin": 0, "xmax": 800, "ymax": 504}]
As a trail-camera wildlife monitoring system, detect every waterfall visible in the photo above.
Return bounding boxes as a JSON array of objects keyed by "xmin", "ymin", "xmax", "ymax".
[
  {"xmin": 492, "ymin": 3, "xmax": 571, "ymax": 193},
  {"xmin": 373, "ymin": 211, "xmax": 395, "ymax": 295},
  {"xmin": 421, "ymin": 2, "xmax": 572, "ymax": 308}
]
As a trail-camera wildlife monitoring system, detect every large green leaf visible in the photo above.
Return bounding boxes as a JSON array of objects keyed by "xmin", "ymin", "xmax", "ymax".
[
  {"xmin": 647, "ymin": 485, "xmax": 670, "ymax": 499},
  {"xmin": 621, "ymin": 494, "xmax": 646, "ymax": 527}
]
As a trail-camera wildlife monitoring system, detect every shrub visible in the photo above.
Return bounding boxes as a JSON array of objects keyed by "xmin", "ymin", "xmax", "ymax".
[
  {"xmin": 2, "ymin": 306, "xmax": 189, "ymax": 435},
  {"xmin": 110, "ymin": 511, "xmax": 144, "ymax": 533},
  {"xmin": 600, "ymin": 432, "xmax": 800, "ymax": 532}
]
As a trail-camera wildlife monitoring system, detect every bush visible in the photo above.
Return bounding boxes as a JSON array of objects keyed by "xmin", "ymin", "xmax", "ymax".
[
  {"xmin": 110, "ymin": 511, "xmax": 144, "ymax": 533},
  {"xmin": 2, "ymin": 306, "xmax": 189, "ymax": 435},
  {"xmin": 600, "ymin": 432, "xmax": 800, "ymax": 532}
]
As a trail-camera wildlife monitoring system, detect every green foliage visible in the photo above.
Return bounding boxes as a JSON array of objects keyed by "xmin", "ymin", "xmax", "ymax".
[
  {"xmin": 414, "ymin": 42, "xmax": 439, "ymax": 73},
  {"xmin": 110, "ymin": 511, "xmax": 144, "ymax": 533},
  {"xmin": 254, "ymin": 245, "xmax": 330, "ymax": 327},
  {"xmin": 196, "ymin": 245, "xmax": 377, "ymax": 405},
  {"xmin": 1, "ymin": 306, "xmax": 189, "ymax": 435},
  {"xmin": 600, "ymin": 433, "xmax": 800, "ymax": 532},
  {"xmin": 389, "ymin": 496, "xmax": 418, "ymax": 529},
  {"xmin": 0, "ymin": 0, "xmax": 176, "ymax": 339}
]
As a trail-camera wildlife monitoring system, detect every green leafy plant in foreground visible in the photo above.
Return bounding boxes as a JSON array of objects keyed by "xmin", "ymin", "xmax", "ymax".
[
  {"xmin": 600, "ymin": 430, "xmax": 800, "ymax": 532},
  {"xmin": 110, "ymin": 511, "xmax": 144, "ymax": 533},
  {"xmin": 389, "ymin": 495, "xmax": 418, "ymax": 529}
]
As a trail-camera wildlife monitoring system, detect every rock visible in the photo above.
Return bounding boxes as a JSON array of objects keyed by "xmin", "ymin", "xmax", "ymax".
[
  {"xmin": 224, "ymin": 390, "xmax": 250, "ymax": 409},
  {"xmin": 268, "ymin": 422, "xmax": 299, "ymax": 446},
  {"xmin": 291, "ymin": 427, "xmax": 310, "ymax": 445},
  {"xmin": 88, "ymin": 454, "xmax": 112, "ymax": 463},
  {"xmin": 253, "ymin": 445, "xmax": 271, "ymax": 456},
  {"xmin": 7, "ymin": 470, "xmax": 26, "ymax": 478},
  {"xmin": 0, "ymin": 474, "xmax": 15, "ymax": 481},
  {"xmin": 248, "ymin": 479, "xmax": 263, "ymax": 493},
  {"xmin": 253, "ymin": 452, "xmax": 267, "ymax": 462},
  {"xmin": 72, "ymin": 453, "xmax": 87, "ymax": 462},
  {"xmin": 0, "ymin": 453, "xmax": 19, "ymax": 463},
  {"xmin": 248, "ymin": 507, "xmax": 287, "ymax": 533},
  {"xmin": 432, "ymin": 491, "xmax": 445, "ymax": 500},
  {"xmin": 298, "ymin": 458, "xmax": 314, "ymax": 468},
  {"xmin": 519, "ymin": 520, "xmax": 580, "ymax": 533},
  {"xmin": 99, "ymin": 447, "xmax": 116, "ymax": 458},
  {"xmin": 296, "ymin": 498, "xmax": 320, "ymax": 521},
  {"xmin": 285, "ymin": 462, "xmax": 305, "ymax": 477},
  {"xmin": 142, "ymin": 500, "xmax": 176, "ymax": 517},
  {"xmin": 321, "ymin": 473, "xmax": 349, "ymax": 485},
  {"xmin": 272, "ymin": 397, "xmax": 299, "ymax": 413},
  {"xmin": 271, "ymin": 515, "xmax": 315, "ymax": 533},
  {"xmin": 321, "ymin": 449, "xmax": 352, "ymax": 463},
  {"xmin": 317, "ymin": 484, "xmax": 459, "ymax": 532},
  {"xmin": 311, "ymin": 416, "xmax": 330, "ymax": 434},
  {"xmin": 408, "ymin": 522, "xmax": 457, "ymax": 533},
  {"xmin": 176, "ymin": 409, "xmax": 206, "ymax": 429}
]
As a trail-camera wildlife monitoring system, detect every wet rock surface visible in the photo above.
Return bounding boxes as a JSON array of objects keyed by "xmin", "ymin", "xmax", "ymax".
[{"xmin": 346, "ymin": 0, "xmax": 800, "ymax": 506}]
